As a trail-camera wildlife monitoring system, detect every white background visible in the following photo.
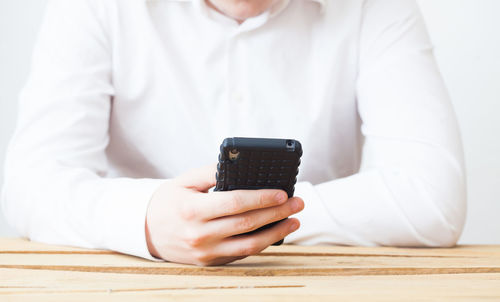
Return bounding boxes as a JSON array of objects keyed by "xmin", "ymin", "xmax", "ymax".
[{"xmin": 0, "ymin": 0, "xmax": 499, "ymax": 243}]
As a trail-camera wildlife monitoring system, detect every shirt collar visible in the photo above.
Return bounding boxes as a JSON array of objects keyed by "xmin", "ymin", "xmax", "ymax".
[
  {"xmin": 147, "ymin": 0, "xmax": 326, "ymax": 14},
  {"xmin": 272, "ymin": 0, "xmax": 326, "ymax": 15},
  {"xmin": 147, "ymin": 0, "xmax": 326, "ymax": 33}
]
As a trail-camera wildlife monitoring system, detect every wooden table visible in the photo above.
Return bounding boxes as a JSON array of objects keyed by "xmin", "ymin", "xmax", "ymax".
[{"xmin": 1, "ymin": 238, "xmax": 500, "ymax": 301}]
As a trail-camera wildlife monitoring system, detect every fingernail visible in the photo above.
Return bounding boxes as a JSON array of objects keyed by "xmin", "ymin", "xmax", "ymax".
[
  {"xmin": 291, "ymin": 199, "xmax": 301, "ymax": 211},
  {"xmin": 275, "ymin": 192, "xmax": 287, "ymax": 203},
  {"xmin": 289, "ymin": 220, "xmax": 299, "ymax": 232}
]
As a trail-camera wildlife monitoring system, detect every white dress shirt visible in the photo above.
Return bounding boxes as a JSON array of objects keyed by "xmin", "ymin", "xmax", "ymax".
[{"xmin": 1, "ymin": 0, "xmax": 466, "ymax": 260}]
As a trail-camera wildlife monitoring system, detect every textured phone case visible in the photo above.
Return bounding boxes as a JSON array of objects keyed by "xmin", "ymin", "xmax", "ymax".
[{"xmin": 214, "ymin": 137, "xmax": 302, "ymax": 245}]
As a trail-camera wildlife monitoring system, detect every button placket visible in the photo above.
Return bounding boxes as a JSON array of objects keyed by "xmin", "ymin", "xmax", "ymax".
[{"xmin": 227, "ymin": 34, "xmax": 249, "ymax": 107}]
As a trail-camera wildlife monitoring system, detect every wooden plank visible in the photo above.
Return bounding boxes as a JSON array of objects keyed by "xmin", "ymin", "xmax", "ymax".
[
  {"xmin": 1, "ymin": 251, "xmax": 500, "ymax": 276},
  {"xmin": 3, "ymin": 238, "xmax": 500, "ymax": 258},
  {"xmin": 2, "ymin": 238, "xmax": 500, "ymax": 277},
  {"xmin": 2, "ymin": 239, "xmax": 500, "ymax": 301},
  {"xmin": 1, "ymin": 269, "xmax": 500, "ymax": 301},
  {"xmin": 0, "ymin": 238, "xmax": 114, "ymax": 254}
]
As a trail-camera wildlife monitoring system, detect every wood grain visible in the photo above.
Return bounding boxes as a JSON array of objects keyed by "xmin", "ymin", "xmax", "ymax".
[
  {"xmin": 2, "ymin": 253, "xmax": 500, "ymax": 276},
  {"xmin": 1, "ymin": 238, "xmax": 500, "ymax": 301}
]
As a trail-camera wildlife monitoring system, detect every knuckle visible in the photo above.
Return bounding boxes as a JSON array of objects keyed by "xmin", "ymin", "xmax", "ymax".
[
  {"xmin": 235, "ymin": 216, "xmax": 256, "ymax": 232},
  {"xmin": 239, "ymin": 240, "xmax": 261, "ymax": 256},
  {"xmin": 272, "ymin": 207, "xmax": 283, "ymax": 221},
  {"xmin": 192, "ymin": 250, "xmax": 215, "ymax": 266},
  {"xmin": 184, "ymin": 230, "xmax": 208, "ymax": 248},
  {"xmin": 180, "ymin": 205, "xmax": 198, "ymax": 220},
  {"xmin": 229, "ymin": 192, "xmax": 245, "ymax": 212},
  {"xmin": 258, "ymin": 192, "xmax": 267, "ymax": 208}
]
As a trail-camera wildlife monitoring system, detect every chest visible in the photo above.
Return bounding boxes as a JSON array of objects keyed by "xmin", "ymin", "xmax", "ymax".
[{"xmin": 105, "ymin": 1, "xmax": 363, "ymax": 177}]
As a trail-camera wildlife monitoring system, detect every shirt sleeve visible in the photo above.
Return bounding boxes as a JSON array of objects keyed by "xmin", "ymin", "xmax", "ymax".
[
  {"xmin": 285, "ymin": 0, "xmax": 466, "ymax": 247},
  {"xmin": 0, "ymin": 0, "xmax": 164, "ymax": 260}
]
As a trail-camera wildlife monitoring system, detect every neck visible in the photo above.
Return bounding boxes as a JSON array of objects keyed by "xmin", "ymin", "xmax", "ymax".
[
  {"xmin": 205, "ymin": 0, "xmax": 277, "ymax": 24},
  {"xmin": 205, "ymin": 0, "xmax": 245, "ymax": 24}
]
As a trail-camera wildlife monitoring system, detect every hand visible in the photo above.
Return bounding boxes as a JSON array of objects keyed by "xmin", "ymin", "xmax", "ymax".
[{"xmin": 145, "ymin": 165, "xmax": 304, "ymax": 266}]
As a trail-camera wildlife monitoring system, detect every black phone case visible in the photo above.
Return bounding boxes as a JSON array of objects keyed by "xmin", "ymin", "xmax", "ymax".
[{"xmin": 214, "ymin": 137, "xmax": 302, "ymax": 245}]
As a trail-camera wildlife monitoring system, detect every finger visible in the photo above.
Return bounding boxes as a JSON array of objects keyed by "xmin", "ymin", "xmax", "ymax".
[
  {"xmin": 196, "ymin": 189, "xmax": 289, "ymax": 221},
  {"xmin": 211, "ymin": 218, "xmax": 300, "ymax": 257},
  {"xmin": 204, "ymin": 197, "xmax": 304, "ymax": 239},
  {"xmin": 176, "ymin": 164, "xmax": 217, "ymax": 192}
]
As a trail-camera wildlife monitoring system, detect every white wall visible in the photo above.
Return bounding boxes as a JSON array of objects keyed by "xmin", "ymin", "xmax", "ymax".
[
  {"xmin": 0, "ymin": 0, "xmax": 499, "ymax": 243},
  {"xmin": 417, "ymin": 0, "xmax": 500, "ymax": 244},
  {"xmin": 0, "ymin": 0, "xmax": 49, "ymax": 237}
]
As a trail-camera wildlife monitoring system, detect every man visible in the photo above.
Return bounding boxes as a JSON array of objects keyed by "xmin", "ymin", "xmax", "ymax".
[{"xmin": 1, "ymin": 0, "xmax": 466, "ymax": 266}]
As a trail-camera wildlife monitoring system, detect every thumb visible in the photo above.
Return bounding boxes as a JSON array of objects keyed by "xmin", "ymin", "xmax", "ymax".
[{"xmin": 176, "ymin": 164, "xmax": 217, "ymax": 192}]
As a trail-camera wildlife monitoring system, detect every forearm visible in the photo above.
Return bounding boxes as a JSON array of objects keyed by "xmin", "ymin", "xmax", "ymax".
[
  {"xmin": 286, "ymin": 137, "xmax": 466, "ymax": 247},
  {"xmin": 1, "ymin": 153, "xmax": 165, "ymax": 259}
]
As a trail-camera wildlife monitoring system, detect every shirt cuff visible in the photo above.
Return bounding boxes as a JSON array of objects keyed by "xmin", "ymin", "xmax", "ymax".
[
  {"xmin": 98, "ymin": 178, "xmax": 166, "ymax": 261},
  {"xmin": 284, "ymin": 181, "xmax": 340, "ymax": 245}
]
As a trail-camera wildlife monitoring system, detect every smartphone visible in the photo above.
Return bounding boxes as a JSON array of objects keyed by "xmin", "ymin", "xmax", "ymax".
[{"xmin": 214, "ymin": 137, "xmax": 302, "ymax": 245}]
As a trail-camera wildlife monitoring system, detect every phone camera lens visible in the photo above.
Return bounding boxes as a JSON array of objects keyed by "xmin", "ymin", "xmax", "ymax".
[
  {"xmin": 229, "ymin": 149, "xmax": 240, "ymax": 161},
  {"xmin": 286, "ymin": 140, "xmax": 294, "ymax": 148}
]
